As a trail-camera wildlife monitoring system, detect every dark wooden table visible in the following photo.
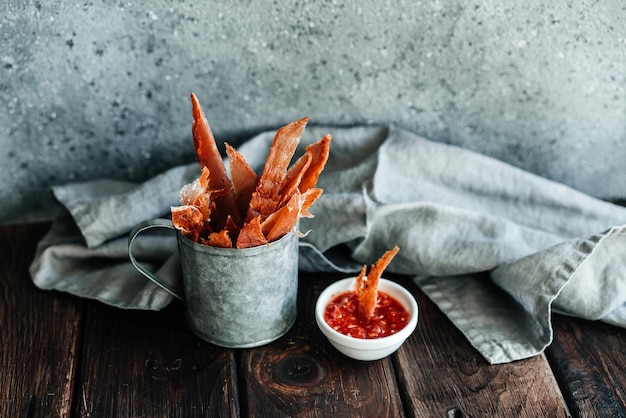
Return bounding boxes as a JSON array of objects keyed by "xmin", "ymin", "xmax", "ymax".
[{"xmin": 2, "ymin": 223, "xmax": 625, "ymax": 417}]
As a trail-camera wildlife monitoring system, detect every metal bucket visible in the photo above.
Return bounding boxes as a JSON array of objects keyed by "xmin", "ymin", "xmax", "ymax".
[{"xmin": 128, "ymin": 218, "xmax": 299, "ymax": 348}]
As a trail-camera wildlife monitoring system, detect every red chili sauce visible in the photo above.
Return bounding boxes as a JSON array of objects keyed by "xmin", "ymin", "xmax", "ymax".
[{"xmin": 324, "ymin": 290, "xmax": 410, "ymax": 339}]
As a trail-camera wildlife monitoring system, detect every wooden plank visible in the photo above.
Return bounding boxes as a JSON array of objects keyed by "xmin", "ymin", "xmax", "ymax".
[
  {"xmin": 392, "ymin": 277, "xmax": 571, "ymax": 418},
  {"xmin": 239, "ymin": 273, "xmax": 406, "ymax": 418},
  {"xmin": 76, "ymin": 300, "xmax": 240, "ymax": 417},
  {"xmin": 547, "ymin": 315, "xmax": 626, "ymax": 418},
  {"xmin": 0, "ymin": 223, "xmax": 84, "ymax": 418}
]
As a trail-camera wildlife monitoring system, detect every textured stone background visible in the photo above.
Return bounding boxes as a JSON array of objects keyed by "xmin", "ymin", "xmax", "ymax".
[{"xmin": 1, "ymin": 1, "xmax": 625, "ymax": 224}]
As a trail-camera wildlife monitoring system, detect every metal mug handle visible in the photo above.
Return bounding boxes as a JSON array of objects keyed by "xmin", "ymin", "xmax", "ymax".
[{"xmin": 128, "ymin": 218, "xmax": 184, "ymax": 300}]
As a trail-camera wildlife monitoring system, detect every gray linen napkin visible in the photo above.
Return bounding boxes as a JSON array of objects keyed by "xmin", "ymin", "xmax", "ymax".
[{"xmin": 30, "ymin": 126, "xmax": 626, "ymax": 364}]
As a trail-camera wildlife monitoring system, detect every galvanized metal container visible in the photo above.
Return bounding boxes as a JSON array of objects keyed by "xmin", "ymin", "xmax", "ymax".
[{"xmin": 129, "ymin": 218, "xmax": 298, "ymax": 348}]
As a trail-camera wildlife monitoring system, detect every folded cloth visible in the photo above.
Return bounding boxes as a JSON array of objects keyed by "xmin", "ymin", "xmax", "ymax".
[
  {"xmin": 30, "ymin": 164, "xmax": 198, "ymax": 309},
  {"xmin": 30, "ymin": 126, "xmax": 626, "ymax": 364}
]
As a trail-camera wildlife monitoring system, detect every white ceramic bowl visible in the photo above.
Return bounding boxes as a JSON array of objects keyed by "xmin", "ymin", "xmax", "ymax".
[{"xmin": 315, "ymin": 277, "xmax": 418, "ymax": 361}]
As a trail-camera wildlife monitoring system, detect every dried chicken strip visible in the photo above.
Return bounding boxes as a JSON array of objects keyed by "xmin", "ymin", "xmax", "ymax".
[
  {"xmin": 204, "ymin": 229, "xmax": 232, "ymax": 248},
  {"xmin": 356, "ymin": 246, "xmax": 400, "ymax": 322},
  {"xmin": 261, "ymin": 190, "xmax": 302, "ymax": 243},
  {"xmin": 222, "ymin": 215, "xmax": 240, "ymax": 243},
  {"xmin": 298, "ymin": 134, "xmax": 331, "ymax": 193},
  {"xmin": 277, "ymin": 134, "xmax": 329, "ymax": 213},
  {"xmin": 179, "ymin": 167, "xmax": 210, "ymax": 220},
  {"xmin": 179, "ymin": 167, "xmax": 207, "ymax": 206},
  {"xmin": 278, "ymin": 152, "xmax": 311, "ymax": 208},
  {"xmin": 176, "ymin": 166, "xmax": 231, "ymax": 226},
  {"xmin": 225, "ymin": 143, "xmax": 259, "ymax": 220},
  {"xmin": 247, "ymin": 117, "xmax": 309, "ymax": 221},
  {"xmin": 354, "ymin": 264, "xmax": 368, "ymax": 301},
  {"xmin": 171, "ymin": 205, "xmax": 205, "ymax": 243},
  {"xmin": 190, "ymin": 93, "xmax": 241, "ymax": 227},
  {"xmin": 190, "ymin": 93, "xmax": 230, "ymax": 189},
  {"xmin": 299, "ymin": 187, "xmax": 323, "ymax": 218},
  {"xmin": 236, "ymin": 215, "xmax": 268, "ymax": 249}
]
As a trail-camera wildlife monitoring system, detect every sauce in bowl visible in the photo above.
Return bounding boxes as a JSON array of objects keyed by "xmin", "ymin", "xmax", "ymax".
[{"xmin": 324, "ymin": 290, "xmax": 410, "ymax": 339}]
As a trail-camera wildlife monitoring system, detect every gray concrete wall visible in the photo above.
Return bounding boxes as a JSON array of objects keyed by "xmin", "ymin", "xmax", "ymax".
[{"xmin": 1, "ymin": 1, "xmax": 625, "ymax": 224}]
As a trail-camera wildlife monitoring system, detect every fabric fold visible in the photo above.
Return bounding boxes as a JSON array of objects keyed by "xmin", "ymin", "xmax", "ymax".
[
  {"xmin": 52, "ymin": 164, "xmax": 198, "ymax": 248},
  {"xmin": 29, "ymin": 125, "xmax": 626, "ymax": 363}
]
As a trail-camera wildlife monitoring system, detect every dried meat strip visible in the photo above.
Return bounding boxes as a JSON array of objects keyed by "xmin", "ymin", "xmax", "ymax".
[
  {"xmin": 190, "ymin": 93, "xmax": 241, "ymax": 228},
  {"xmin": 247, "ymin": 117, "xmax": 308, "ymax": 222},
  {"xmin": 356, "ymin": 246, "xmax": 400, "ymax": 322}
]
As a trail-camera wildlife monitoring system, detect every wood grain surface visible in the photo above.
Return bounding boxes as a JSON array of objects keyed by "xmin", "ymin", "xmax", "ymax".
[
  {"xmin": 548, "ymin": 315, "xmax": 626, "ymax": 418},
  {"xmin": 1, "ymin": 223, "xmax": 83, "ymax": 417},
  {"xmin": 2, "ymin": 223, "xmax": 625, "ymax": 417}
]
